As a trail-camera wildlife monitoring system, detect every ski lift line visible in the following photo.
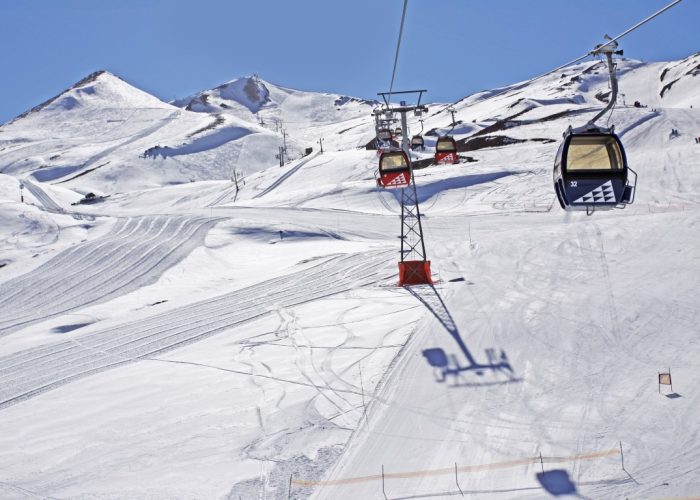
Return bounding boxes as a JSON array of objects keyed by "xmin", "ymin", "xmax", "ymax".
[
  {"xmin": 595, "ymin": 0, "xmax": 683, "ymax": 52},
  {"xmin": 387, "ymin": 0, "xmax": 409, "ymax": 100},
  {"xmin": 528, "ymin": 0, "xmax": 683, "ymax": 83},
  {"xmin": 435, "ymin": 0, "xmax": 684, "ymax": 114}
]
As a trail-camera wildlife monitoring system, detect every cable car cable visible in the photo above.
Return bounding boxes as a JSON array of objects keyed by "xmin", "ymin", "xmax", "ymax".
[
  {"xmin": 432, "ymin": 0, "xmax": 684, "ymax": 116},
  {"xmin": 387, "ymin": 0, "xmax": 409, "ymax": 103},
  {"xmin": 592, "ymin": 0, "xmax": 683, "ymax": 54}
]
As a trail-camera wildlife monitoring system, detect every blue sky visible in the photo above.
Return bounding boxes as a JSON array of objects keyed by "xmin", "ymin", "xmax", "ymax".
[{"xmin": 1, "ymin": 0, "xmax": 697, "ymax": 124}]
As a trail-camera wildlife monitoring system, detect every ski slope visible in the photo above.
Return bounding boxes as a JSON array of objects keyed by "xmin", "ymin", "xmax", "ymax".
[
  {"xmin": 0, "ymin": 215, "xmax": 218, "ymax": 336},
  {"xmin": 0, "ymin": 52, "xmax": 698, "ymax": 500},
  {"xmin": 0, "ymin": 250, "xmax": 395, "ymax": 410}
]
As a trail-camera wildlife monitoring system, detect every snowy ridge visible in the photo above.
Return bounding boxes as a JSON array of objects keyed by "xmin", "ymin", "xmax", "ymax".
[
  {"xmin": 173, "ymin": 75, "xmax": 271, "ymax": 114},
  {"xmin": 0, "ymin": 72, "xmax": 377, "ymax": 193},
  {"xmin": 6, "ymin": 70, "xmax": 170, "ymax": 125}
]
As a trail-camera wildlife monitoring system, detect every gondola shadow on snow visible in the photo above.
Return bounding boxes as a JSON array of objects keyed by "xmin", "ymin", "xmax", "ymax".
[
  {"xmin": 387, "ymin": 468, "xmax": 624, "ymax": 499},
  {"xmin": 536, "ymin": 469, "xmax": 593, "ymax": 499},
  {"xmin": 51, "ymin": 322, "xmax": 93, "ymax": 333},
  {"xmin": 407, "ymin": 285, "xmax": 521, "ymax": 387}
]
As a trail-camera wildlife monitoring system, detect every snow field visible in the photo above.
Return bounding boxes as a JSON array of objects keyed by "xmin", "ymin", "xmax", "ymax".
[{"xmin": 0, "ymin": 54, "xmax": 698, "ymax": 499}]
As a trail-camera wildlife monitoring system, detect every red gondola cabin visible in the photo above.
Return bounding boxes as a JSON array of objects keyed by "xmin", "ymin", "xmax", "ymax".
[
  {"xmin": 435, "ymin": 136, "xmax": 458, "ymax": 164},
  {"xmin": 377, "ymin": 150, "xmax": 411, "ymax": 188}
]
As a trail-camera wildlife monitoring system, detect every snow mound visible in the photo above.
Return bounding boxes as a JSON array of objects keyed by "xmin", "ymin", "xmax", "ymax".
[{"xmin": 142, "ymin": 125, "xmax": 253, "ymax": 158}]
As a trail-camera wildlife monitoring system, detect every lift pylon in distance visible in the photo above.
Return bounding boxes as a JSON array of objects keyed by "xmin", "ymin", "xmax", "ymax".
[
  {"xmin": 375, "ymin": 89, "xmax": 432, "ymax": 287},
  {"xmin": 553, "ymin": 39, "xmax": 637, "ymax": 215}
]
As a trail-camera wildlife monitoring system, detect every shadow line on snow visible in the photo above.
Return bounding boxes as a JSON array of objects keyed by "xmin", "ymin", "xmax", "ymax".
[
  {"xmin": 390, "ymin": 171, "xmax": 517, "ymax": 205},
  {"xmin": 389, "ymin": 485, "xmax": 543, "ymax": 499}
]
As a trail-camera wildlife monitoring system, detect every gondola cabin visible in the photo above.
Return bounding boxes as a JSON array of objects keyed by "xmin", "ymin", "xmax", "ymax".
[
  {"xmin": 377, "ymin": 150, "xmax": 411, "ymax": 188},
  {"xmin": 553, "ymin": 128, "xmax": 635, "ymax": 213},
  {"xmin": 377, "ymin": 128, "xmax": 392, "ymax": 141},
  {"xmin": 411, "ymin": 135, "xmax": 425, "ymax": 150},
  {"xmin": 435, "ymin": 136, "xmax": 458, "ymax": 164}
]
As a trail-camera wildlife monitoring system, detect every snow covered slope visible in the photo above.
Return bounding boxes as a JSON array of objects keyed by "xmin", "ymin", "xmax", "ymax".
[
  {"xmin": 0, "ymin": 53, "xmax": 699, "ymax": 500},
  {"xmin": 0, "ymin": 72, "xmax": 378, "ymax": 196},
  {"xmin": 171, "ymin": 75, "xmax": 379, "ymax": 163},
  {"xmin": 173, "ymin": 75, "xmax": 273, "ymax": 114}
]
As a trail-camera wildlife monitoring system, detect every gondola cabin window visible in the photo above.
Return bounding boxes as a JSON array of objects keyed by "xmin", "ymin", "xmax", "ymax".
[
  {"xmin": 436, "ymin": 138, "xmax": 456, "ymax": 152},
  {"xmin": 381, "ymin": 152, "xmax": 409, "ymax": 172},
  {"xmin": 378, "ymin": 129, "xmax": 392, "ymax": 141},
  {"xmin": 567, "ymin": 136, "xmax": 623, "ymax": 171}
]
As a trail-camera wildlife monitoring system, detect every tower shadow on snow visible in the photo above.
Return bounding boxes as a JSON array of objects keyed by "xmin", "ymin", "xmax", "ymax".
[
  {"xmin": 388, "ymin": 171, "xmax": 517, "ymax": 205},
  {"xmin": 407, "ymin": 285, "xmax": 520, "ymax": 387}
]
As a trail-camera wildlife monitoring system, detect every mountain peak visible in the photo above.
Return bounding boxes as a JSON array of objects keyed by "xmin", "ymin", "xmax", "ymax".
[
  {"xmin": 74, "ymin": 69, "xmax": 112, "ymax": 86},
  {"xmin": 173, "ymin": 75, "xmax": 271, "ymax": 114},
  {"xmin": 6, "ymin": 70, "xmax": 171, "ymax": 125}
]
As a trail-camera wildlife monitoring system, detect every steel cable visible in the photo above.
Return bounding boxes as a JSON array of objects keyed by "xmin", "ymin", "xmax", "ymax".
[
  {"xmin": 387, "ymin": 0, "xmax": 409, "ymax": 102},
  {"xmin": 433, "ymin": 0, "xmax": 684, "ymax": 114}
]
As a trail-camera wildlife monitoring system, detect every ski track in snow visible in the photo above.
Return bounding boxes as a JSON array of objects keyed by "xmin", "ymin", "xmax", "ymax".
[
  {"xmin": 21, "ymin": 180, "xmax": 64, "ymax": 213},
  {"xmin": 253, "ymin": 151, "xmax": 321, "ymax": 199},
  {"xmin": 81, "ymin": 110, "xmax": 182, "ymax": 169},
  {"xmin": 0, "ymin": 215, "xmax": 219, "ymax": 336},
  {"xmin": 0, "ymin": 250, "xmax": 393, "ymax": 410}
]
